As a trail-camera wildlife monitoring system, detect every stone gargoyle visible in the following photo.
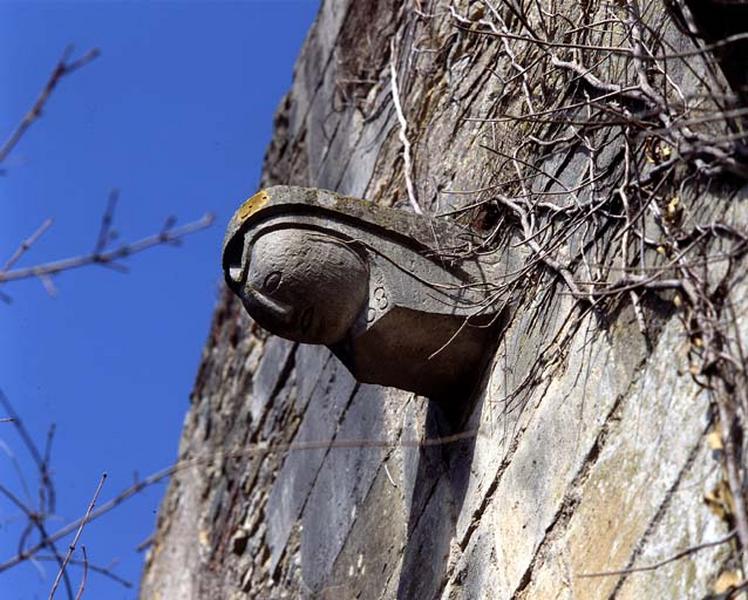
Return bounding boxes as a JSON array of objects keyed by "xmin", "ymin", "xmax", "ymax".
[{"xmin": 222, "ymin": 186, "xmax": 508, "ymax": 398}]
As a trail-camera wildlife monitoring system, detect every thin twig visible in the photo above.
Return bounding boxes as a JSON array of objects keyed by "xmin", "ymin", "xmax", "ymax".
[
  {"xmin": 2, "ymin": 219, "xmax": 54, "ymax": 272},
  {"xmin": 0, "ymin": 483, "xmax": 74, "ymax": 600},
  {"xmin": 389, "ymin": 37, "xmax": 423, "ymax": 215},
  {"xmin": 74, "ymin": 547, "xmax": 87, "ymax": 600},
  {"xmin": 0, "ymin": 213, "xmax": 214, "ymax": 285},
  {"xmin": 0, "ymin": 46, "xmax": 100, "ymax": 166},
  {"xmin": 0, "ymin": 389, "xmax": 52, "ymax": 498},
  {"xmin": 33, "ymin": 555, "xmax": 131, "ymax": 589},
  {"xmin": 383, "ymin": 463, "xmax": 398, "ymax": 488},
  {"xmin": 49, "ymin": 473, "xmax": 107, "ymax": 600},
  {"xmin": 135, "ymin": 534, "xmax": 154, "ymax": 553},
  {"xmin": 0, "ymin": 429, "xmax": 480, "ymax": 572},
  {"xmin": 578, "ymin": 529, "xmax": 735, "ymax": 577},
  {"xmin": 93, "ymin": 190, "xmax": 119, "ymax": 254},
  {"xmin": 715, "ymin": 397, "xmax": 748, "ymax": 573}
]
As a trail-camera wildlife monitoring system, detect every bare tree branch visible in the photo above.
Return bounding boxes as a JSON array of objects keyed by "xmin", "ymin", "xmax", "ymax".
[
  {"xmin": 0, "ymin": 46, "xmax": 100, "ymax": 167},
  {"xmin": 0, "ymin": 209, "xmax": 214, "ymax": 291},
  {"xmin": 73, "ymin": 547, "xmax": 88, "ymax": 600},
  {"xmin": 389, "ymin": 37, "xmax": 423, "ymax": 215},
  {"xmin": 2, "ymin": 219, "xmax": 54, "ymax": 272},
  {"xmin": 49, "ymin": 473, "xmax": 106, "ymax": 600}
]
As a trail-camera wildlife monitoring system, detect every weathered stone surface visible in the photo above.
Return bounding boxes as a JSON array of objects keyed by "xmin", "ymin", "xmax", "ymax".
[
  {"xmin": 141, "ymin": 1, "xmax": 748, "ymax": 599},
  {"xmin": 265, "ymin": 356, "xmax": 357, "ymax": 574}
]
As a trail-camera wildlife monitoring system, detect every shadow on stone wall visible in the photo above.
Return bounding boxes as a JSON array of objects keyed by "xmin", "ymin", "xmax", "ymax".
[{"xmin": 396, "ymin": 388, "xmax": 485, "ymax": 598}]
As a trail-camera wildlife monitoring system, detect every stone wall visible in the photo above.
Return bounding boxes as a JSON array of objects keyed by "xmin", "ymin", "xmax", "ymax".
[{"xmin": 140, "ymin": 1, "xmax": 748, "ymax": 598}]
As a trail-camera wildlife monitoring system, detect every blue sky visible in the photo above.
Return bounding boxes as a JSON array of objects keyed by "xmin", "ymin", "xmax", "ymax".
[{"xmin": 0, "ymin": 1, "xmax": 318, "ymax": 598}]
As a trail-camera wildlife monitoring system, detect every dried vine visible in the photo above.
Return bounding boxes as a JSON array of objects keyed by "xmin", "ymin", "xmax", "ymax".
[{"xmin": 435, "ymin": 0, "xmax": 748, "ymax": 580}]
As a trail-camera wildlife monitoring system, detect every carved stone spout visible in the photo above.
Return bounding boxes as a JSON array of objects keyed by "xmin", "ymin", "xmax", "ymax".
[{"xmin": 222, "ymin": 186, "xmax": 504, "ymax": 398}]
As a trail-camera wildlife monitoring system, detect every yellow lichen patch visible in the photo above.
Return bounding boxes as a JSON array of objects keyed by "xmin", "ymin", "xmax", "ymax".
[
  {"xmin": 644, "ymin": 137, "xmax": 673, "ymax": 164},
  {"xmin": 713, "ymin": 570, "xmax": 743, "ymax": 594},
  {"xmin": 704, "ymin": 480, "xmax": 735, "ymax": 521},
  {"xmin": 234, "ymin": 190, "xmax": 270, "ymax": 224},
  {"xmin": 706, "ymin": 429, "xmax": 724, "ymax": 452},
  {"xmin": 666, "ymin": 195, "xmax": 681, "ymax": 220}
]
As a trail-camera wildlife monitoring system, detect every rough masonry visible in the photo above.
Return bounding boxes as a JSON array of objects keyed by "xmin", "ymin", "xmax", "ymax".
[{"xmin": 141, "ymin": 1, "xmax": 748, "ymax": 598}]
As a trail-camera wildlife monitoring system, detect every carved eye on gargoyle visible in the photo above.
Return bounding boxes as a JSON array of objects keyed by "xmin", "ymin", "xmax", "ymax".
[
  {"xmin": 263, "ymin": 271, "xmax": 282, "ymax": 294},
  {"xmin": 237, "ymin": 228, "xmax": 369, "ymax": 345}
]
